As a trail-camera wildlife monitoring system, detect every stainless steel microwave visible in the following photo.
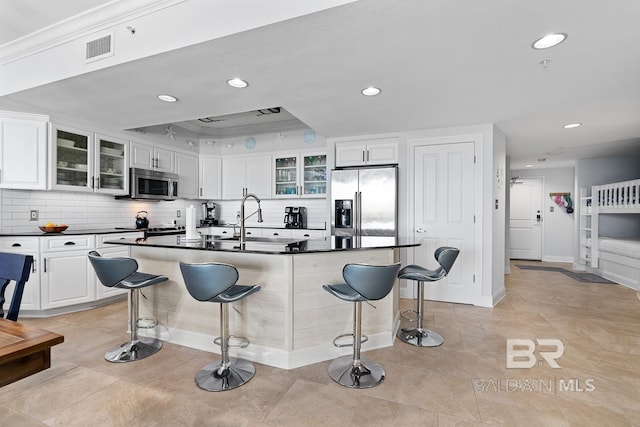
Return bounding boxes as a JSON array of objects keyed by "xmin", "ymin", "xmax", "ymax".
[{"xmin": 129, "ymin": 168, "xmax": 178, "ymax": 201}]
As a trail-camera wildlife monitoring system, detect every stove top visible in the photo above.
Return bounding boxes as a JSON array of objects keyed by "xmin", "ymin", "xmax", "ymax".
[{"xmin": 145, "ymin": 225, "xmax": 186, "ymax": 236}]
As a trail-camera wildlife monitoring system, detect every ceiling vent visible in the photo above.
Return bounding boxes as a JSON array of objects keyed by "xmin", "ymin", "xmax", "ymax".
[{"xmin": 85, "ymin": 32, "xmax": 114, "ymax": 63}]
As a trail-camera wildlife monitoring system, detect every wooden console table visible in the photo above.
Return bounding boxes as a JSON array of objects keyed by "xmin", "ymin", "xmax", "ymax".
[{"xmin": 0, "ymin": 318, "xmax": 64, "ymax": 387}]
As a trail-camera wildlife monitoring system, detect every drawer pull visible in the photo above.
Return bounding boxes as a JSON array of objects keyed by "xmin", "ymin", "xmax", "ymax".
[
  {"xmin": 11, "ymin": 243, "xmax": 21, "ymax": 247},
  {"xmin": 64, "ymin": 241, "xmax": 76, "ymax": 246},
  {"xmin": 304, "ymin": 234, "xmax": 310, "ymax": 237},
  {"xmin": 273, "ymin": 232, "xmax": 279, "ymax": 236}
]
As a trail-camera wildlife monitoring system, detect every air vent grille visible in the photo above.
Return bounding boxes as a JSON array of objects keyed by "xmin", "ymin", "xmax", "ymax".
[{"xmin": 85, "ymin": 34, "xmax": 113, "ymax": 62}]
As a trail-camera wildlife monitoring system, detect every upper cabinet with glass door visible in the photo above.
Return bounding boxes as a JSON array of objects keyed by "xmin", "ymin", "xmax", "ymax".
[
  {"xmin": 50, "ymin": 124, "xmax": 129, "ymax": 195},
  {"xmin": 50, "ymin": 124, "xmax": 93, "ymax": 191},
  {"xmin": 273, "ymin": 152, "xmax": 326, "ymax": 198},
  {"xmin": 95, "ymin": 134, "xmax": 128, "ymax": 195},
  {"xmin": 302, "ymin": 153, "xmax": 327, "ymax": 197}
]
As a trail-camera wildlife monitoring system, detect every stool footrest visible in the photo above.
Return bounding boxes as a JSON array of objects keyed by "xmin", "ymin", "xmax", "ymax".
[
  {"xmin": 399, "ymin": 309, "xmax": 418, "ymax": 322},
  {"xmin": 214, "ymin": 335, "xmax": 250, "ymax": 349},
  {"xmin": 332, "ymin": 333, "xmax": 369, "ymax": 348}
]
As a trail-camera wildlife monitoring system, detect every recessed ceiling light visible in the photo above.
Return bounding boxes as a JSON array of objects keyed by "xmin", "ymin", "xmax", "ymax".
[
  {"xmin": 361, "ymin": 86, "xmax": 381, "ymax": 96},
  {"xmin": 525, "ymin": 164, "xmax": 534, "ymax": 168},
  {"xmin": 532, "ymin": 33, "xmax": 567, "ymax": 49},
  {"xmin": 157, "ymin": 94, "xmax": 178, "ymax": 102},
  {"xmin": 563, "ymin": 123, "xmax": 582, "ymax": 129},
  {"xmin": 227, "ymin": 78, "xmax": 248, "ymax": 88}
]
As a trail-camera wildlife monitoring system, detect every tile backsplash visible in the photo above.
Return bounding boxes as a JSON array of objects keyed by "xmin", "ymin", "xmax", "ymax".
[{"xmin": 0, "ymin": 189, "xmax": 328, "ymax": 233}]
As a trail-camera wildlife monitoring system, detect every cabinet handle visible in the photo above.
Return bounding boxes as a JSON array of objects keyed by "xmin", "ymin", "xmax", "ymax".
[
  {"xmin": 44, "ymin": 258, "xmax": 47, "ymax": 273},
  {"xmin": 304, "ymin": 234, "xmax": 310, "ymax": 237},
  {"xmin": 273, "ymin": 232, "xmax": 279, "ymax": 236},
  {"xmin": 32, "ymin": 262, "xmax": 36, "ymax": 273},
  {"xmin": 222, "ymin": 230, "xmax": 228, "ymax": 234},
  {"xmin": 91, "ymin": 176, "xmax": 95, "ymax": 189},
  {"xmin": 366, "ymin": 150, "xmax": 370, "ymax": 162},
  {"xmin": 64, "ymin": 241, "xmax": 76, "ymax": 246},
  {"xmin": 247, "ymin": 231, "xmax": 252, "ymax": 235},
  {"xmin": 200, "ymin": 187, "xmax": 203, "ymax": 197},
  {"xmin": 11, "ymin": 243, "xmax": 21, "ymax": 247},
  {"xmin": 95, "ymin": 176, "xmax": 100, "ymax": 189},
  {"xmin": 362, "ymin": 150, "xmax": 366, "ymax": 162}
]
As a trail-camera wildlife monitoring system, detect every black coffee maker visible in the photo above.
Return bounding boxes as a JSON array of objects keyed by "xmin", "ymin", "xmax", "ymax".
[{"xmin": 284, "ymin": 207, "xmax": 306, "ymax": 229}]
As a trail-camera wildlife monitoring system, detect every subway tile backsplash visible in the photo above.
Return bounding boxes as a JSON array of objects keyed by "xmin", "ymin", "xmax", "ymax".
[{"xmin": 0, "ymin": 189, "xmax": 329, "ymax": 233}]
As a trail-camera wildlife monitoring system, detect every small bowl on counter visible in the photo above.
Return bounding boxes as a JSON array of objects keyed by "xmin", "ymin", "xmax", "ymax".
[{"xmin": 39, "ymin": 225, "xmax": 68, "ymax": 233}]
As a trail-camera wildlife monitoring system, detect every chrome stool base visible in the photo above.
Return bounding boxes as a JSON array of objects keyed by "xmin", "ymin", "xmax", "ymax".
[
  {"xmin": 328, "ymin": 356, "xmax": 385, "ymax": 389},
  {"xmin": 104, "ymin": 337, "xmax": 163, "ymax": 362},
  {"xmin": 195, "ymin": 358, "xmax": 256, "ymax": 391},
  {"xmin": 397, "ymin": 327, "xmax": 444, "ymax": 347}
]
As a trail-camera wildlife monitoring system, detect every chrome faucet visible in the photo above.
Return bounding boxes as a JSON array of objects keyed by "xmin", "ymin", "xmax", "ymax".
[{"xmin": 240, "ymin": 193, "xmax": 263, "ymax": 245}]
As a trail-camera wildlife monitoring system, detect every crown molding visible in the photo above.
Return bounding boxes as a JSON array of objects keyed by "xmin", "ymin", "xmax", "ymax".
[{"xmin": 0, "ymin": 0, "xmax": 185, "ymax": 65}]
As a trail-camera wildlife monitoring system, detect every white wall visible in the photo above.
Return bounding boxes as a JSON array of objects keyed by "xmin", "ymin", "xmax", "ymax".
[
  {"xmin": 576, "ymin": 155, "xmax": 640, "ymax": 238},
  {"xmin": 509, "ymin": 167, "xmax": 576, "ymax": 263}
]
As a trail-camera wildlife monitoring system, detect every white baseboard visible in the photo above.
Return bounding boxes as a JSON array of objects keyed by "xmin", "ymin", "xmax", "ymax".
[{"xmin": 542, "ymin": 255, "xmax": 574, "ymax": 263}]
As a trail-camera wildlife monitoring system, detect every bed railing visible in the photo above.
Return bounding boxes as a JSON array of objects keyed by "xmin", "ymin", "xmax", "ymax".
[{"xmin": 594, "ymin": 179, "xmax": 640, "ymax": 210}]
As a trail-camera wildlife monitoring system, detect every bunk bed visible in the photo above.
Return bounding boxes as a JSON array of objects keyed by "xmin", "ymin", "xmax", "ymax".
[{"xmin": 588, "ymin": 179, "xmax": 640, "ymax": 289}]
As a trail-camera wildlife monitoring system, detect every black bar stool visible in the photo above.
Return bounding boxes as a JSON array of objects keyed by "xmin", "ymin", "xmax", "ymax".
[
  {"xmin": 88, "ymin": 250, "xmax": 168, "ymax": 362},
  {"xmin": 179, "ymin": 261, "xmax": 261, "ymax": 392},
  {"xmin": 397, "ymin": 246, "xmax": 459, "ymax": 347},
  {"xmin": 323, "ymin": 262, "xmax": 401, "ymax": 389}
]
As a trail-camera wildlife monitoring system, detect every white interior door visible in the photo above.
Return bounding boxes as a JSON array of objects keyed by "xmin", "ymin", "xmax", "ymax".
[
  {"xmin": 413, "ymin": 142, "xmax": 476, "ymax": 304},
  {"xmin": 509, "ymin": 177, "xmax": 542, "ymax": 260}
]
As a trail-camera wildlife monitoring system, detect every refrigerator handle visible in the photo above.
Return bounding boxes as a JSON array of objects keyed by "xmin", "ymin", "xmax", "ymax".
[{"xmin": 357, "ymin": 191, "xmax": 363, "ymax": 235}]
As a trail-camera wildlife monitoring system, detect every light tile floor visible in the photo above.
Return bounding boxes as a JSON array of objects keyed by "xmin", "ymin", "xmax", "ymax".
[{"xmin": 2, "ymin": 261, "xmax": 640, "ymax": 426}]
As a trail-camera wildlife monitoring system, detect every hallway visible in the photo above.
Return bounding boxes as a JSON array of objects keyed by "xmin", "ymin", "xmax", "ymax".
[{"xmin": 1, "ymin": 261, "xmax": 639, "ymax": 426}]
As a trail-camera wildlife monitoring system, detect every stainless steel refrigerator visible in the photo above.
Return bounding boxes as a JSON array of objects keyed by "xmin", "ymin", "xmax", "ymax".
[{"xmin": 331, "ymin": 165, "xmax": 398, "ymax": 238}]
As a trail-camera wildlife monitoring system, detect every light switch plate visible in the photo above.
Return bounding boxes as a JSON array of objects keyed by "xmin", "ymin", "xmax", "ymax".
[{"xmin": 30, "ymin": 210, "xmax": 39, "ymax": 221}]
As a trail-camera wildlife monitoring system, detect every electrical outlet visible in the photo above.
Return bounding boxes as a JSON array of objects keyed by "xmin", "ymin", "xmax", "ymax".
[
  {"xmin": 177, "ymin": 210, "xmax": 181, "ymax": 217},
  {"xmin": 30, "ymin": 210, "xmax": 39, "ymax": 221}
]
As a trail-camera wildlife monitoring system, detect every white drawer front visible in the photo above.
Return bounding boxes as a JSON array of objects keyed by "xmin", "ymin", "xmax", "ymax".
[
  {"xmin": 291, "ymin": 229, "xmax": 325, "ymax": 239},
  {"xmin": 0, "ymin": 237, "xmax": 40, "ymax": 252},
  {"xmin": 97, "ymin": 232, "xmax": 142, "ymax": 248},
  {"xmin": 41, "ymin": 235, "xmax": 95, "ymax": 252}
]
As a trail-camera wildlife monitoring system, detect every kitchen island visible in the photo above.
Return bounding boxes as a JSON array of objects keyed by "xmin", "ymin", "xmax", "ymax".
[{"xmin": 106, "ymin": 235, "xmax": 417, "ymax": 369}]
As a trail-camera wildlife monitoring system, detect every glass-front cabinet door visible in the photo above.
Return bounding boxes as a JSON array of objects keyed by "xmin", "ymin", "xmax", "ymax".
[
  {"xmin": 274, "ymin": 155, "xmax": 298, "ymax": 196},
  {"xmin": 51, "ymin": 125, "xmax": 93, "ymax": 191},
  {"xmin": 273, "ymin": 152, "xmax": 327, "ymax": 198},
  {"xmin": 302, "ymin": 153, "xmax": 327, "ymax": 197},
  {"xmin": 95, "ymin": 134, "xmax": 128, "ymax": 195}
]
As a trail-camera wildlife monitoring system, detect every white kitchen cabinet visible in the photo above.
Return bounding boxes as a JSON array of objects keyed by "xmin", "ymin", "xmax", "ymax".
[
  {"xmin": 273, "ymin": 152, "xmax": 327, "ymax": 198},
  {"xmin": 49, "ymin": 124, "xmax": 94, "ymax": 192},
  {"xmin": 198, "ymin": 156, "xmax": 221, "ymax": 200},
  {"xmin": 257, "ymin": 228, "xmax": 325, "ymax": 239},
  {"xmin": 175, "ymin": 152, "xmax": 199, "ymax": 199},
  {"xmin": 94, "ymin": 134, "xmax": 129, "ymax": 195},
  {"xmin": 290, "ymin": 229, "xmax": 325, "ymax": 239},
  {"xmin": 49, "ymin": 124, "xmax": 129, "ymax": 194},
  {"xmin": 335, "ymin": 138, "xmax": 398, "ymax": 167},
  {"xmin": 222, "ymin": 154, "xmax": 271, "ymax": 199},
  {"xmin": 0, "ymin": 237, "xmax": 41, "ymax": 312},
  {"xmin": 40, "ymin": 235, "xmax": 96, "ymax": 309},
  {"xmin": 130, "ymin": 141, "xmax": 174, "ymax": 172},
  {"xmin": 0, "ymin": 112, "xmax": 48, "ymax": 190}
]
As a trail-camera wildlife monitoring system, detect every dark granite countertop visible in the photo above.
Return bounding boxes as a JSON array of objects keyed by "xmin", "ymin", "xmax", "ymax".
[
  {"xmin": 105, "ymin": 234, "xmax": 418, "ymax": 255},
  {"xmin": 0, "ymin": 228, "xmax": 144, "ymax": 237},
  {"xmin": 197, "ymin": 224, "xmax": 326, "ymax": 231}
]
